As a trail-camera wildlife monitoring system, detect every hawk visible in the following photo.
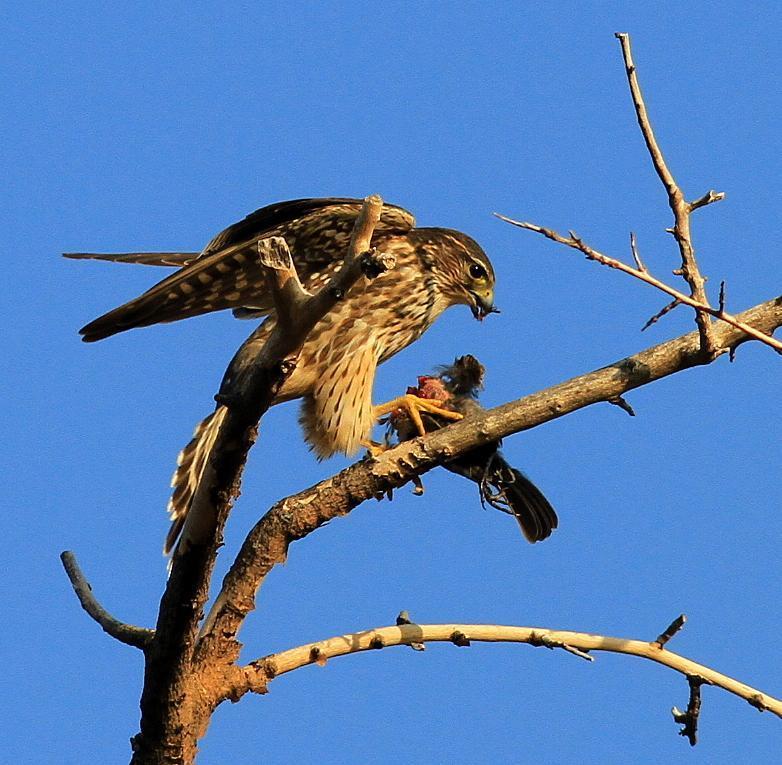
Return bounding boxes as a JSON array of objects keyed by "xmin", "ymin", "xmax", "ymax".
[
  {"xmin": 389, "ymin": 355, "xmax": 558, "ymax": 543},
  {"xmin": 68, "ymin": 198, "xmax": 497, "ymax": 553}
]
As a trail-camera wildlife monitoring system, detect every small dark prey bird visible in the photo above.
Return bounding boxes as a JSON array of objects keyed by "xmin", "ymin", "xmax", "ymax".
[
  {"xmin": 389, "ymin": 355, "xmax": 558, "ymax": 543},
  {"xmin": 67, "ymin": 198, "xmax": 498, "ymax": 555}
]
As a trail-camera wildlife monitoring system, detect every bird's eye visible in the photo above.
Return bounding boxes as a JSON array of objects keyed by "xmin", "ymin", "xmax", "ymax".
[{"xmin": 469, "ymin": 263, "xmax": 487, "ymax": 279}]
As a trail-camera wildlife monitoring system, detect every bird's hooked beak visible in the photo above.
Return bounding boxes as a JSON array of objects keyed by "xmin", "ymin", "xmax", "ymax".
[{"xmin": 469, "ymin": 288, "xmax": 499, "ymax": 321}]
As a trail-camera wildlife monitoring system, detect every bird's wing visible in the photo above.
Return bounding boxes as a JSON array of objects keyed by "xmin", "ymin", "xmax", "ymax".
[
  {"xmin": 78, "ymin": 198, "xmax": 415, "ymax": 342},
  {"xmin": 200, "ymin": 197, "xmax": 415, "ymax": 259},
  {"xmin": 63, "ymin": 252, "xmax": 199, "ymax": 267}
]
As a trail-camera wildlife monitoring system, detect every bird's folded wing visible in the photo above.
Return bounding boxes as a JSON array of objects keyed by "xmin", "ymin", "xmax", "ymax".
[{"xmin": 76, "ymin": 198, "xmax": 415, "ymax": 342}]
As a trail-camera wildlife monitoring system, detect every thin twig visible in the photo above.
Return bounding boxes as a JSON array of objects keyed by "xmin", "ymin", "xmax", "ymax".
[
  {"xmin": 60, "ymin": 551, "xmax": 154, "ymax": 649},
  {"xmin": 258, "ymin": 237, "xmax": 311, "ymax": 330},
  {"xmin": 531, "ymin": 631, "xmax": 594, "ymax": 662},
  {"xmin": 655, "ymin": 613, "xmax": 687, "ymax": 648},
  {"xmin": 228, "ymin": 622, "xmax": 782, "ymax": 731},
  {"xmin": 642, "ymin": 298, "xmax": 681, "ymax": 332},
  {"xmin": 615, "ymin": 32, "xmax": 720, "ymax": 355},
  {"xmin": 690, "ymin": 190, "xmax": 726, "ymax": 212},
  {"xmin": 494, "ymin": 215, "xmax": 782, "ymax": 354},
  {"xmin": 630, "ymin": 231, "xmax": 646, "ymax": 272},
  {"xmin": 608, "ymin": 395, "xmax": 636, "ymax": 417}
]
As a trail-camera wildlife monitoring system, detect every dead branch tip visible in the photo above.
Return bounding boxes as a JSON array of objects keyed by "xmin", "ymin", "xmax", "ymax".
[
  {"xmin": 60, "ymin": 551, "xmax": 154, "ymax": 650},
  {"xmin": 655, "ymin": 613, "xmax": 687, "ymax": 648}
]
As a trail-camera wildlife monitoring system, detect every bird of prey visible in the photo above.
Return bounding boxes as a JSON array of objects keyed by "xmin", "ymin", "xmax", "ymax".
[
  {"xmin": 68, "ymin": 198, "xmax": 498, "ymax": 554},
  {"xmin": 388, "ymin": 355, "xmax": 558, "ymax": 543}
]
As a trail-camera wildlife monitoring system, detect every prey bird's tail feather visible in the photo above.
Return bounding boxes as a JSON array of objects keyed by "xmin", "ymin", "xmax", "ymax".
[
  {"xmin": 484, "ymin": 456, "xmax": 558, "ymax": 543},
  {"xmin": 165, "ymin": 406, "xmax": 228, "ymax": 557},
  {"xmin": 63, "ymin": 252, "xmax": 199, "ymax": 267},
  {"xmin": 447, "ymin": 451, "xmax": 558, "ymax": 543},
  {"xmin": 504, "ymin": 466, "xmax": 559, "ymax": 543}
]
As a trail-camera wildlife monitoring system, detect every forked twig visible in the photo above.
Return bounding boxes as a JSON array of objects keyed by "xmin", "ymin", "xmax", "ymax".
[{"xmin": 615, "ymin": 32, "xmax": 723, "ymax": 355}]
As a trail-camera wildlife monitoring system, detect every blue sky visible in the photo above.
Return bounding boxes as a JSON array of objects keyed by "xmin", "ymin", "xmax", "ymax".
[{"xmin": 3, "ymin": 2, "xmax": 781, "ymax": 763}]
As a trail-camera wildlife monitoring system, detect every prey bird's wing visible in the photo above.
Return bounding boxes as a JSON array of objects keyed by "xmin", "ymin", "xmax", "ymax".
[
  {"xmin": 63, "ymin": 252, "xmax": 199, "ymax": 267},
  {"xmin": 77, "ymin": 197, "xmax": 415, "ymax": 343}
]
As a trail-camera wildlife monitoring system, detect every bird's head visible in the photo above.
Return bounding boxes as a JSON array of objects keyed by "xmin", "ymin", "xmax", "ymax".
[
  {"xmin": 423, "ymin": 229, "xmax": 498, "ymax": 320},
  {"xmin": 438, "ymin": 354, "xmax": 486, "ymax": 397}
]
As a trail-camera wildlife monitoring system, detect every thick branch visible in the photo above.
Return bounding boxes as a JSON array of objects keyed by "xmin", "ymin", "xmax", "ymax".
[
  {"xmin": 197, "ymin": 295, "xmax": 782, "ymax": 669},
  {"xmin": 131, "ymin": 195, "xmax": 389, "ymax": 765},
  {"xmin": 60, "ymin": 551, "xmax": 154, "ymax": 650},
  {"xmin": 225, "ymin": 622, "xmax": 782, "ymax": 725},
  {"xmin": 615, "ymin": 32, "xmax": 721, "ymax": 353},
  {"xmin": 493, "ymin": 216, "xmax": 782, "ymax": 354}
]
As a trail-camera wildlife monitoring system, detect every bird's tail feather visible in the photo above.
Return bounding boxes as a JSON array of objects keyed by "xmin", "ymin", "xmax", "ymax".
[
  {"xmin": 64, "ymin": 252, "xmax": 199, "ymax": 267},
  {"xmin": 165, "ymin": 406, "xmax": 228, "ymax": 557},
  {"xmin": 483, "ymin": 457, "xmax": 558, "ymax": 543}
]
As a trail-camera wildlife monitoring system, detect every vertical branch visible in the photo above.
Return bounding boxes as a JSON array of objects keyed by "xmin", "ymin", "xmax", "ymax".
[
  {"xmin": 615, "ymin": 32, "xmax": 722, "ymax": 355},
  {"xmin": 129, "ymin": 195, "xmax": 390, "ymax": 764}
]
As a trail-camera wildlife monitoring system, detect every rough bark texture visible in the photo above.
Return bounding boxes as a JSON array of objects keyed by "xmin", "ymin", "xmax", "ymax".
[
  {"xmin": 197, "ymin": 295, "xmax": 782, "ymax": 678},
  {"xmin": 128, "ymin": 199, "xmax": 389, "ymax": 764}
]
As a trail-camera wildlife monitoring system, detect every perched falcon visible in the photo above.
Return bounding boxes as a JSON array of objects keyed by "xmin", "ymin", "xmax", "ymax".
[
  {"xmin": 69, "ymin": 198, "xmax": 498, "ymax": 554},
  {"xmin": 389, "ymin": 355, "xmax": 558, "ymax": 543}
]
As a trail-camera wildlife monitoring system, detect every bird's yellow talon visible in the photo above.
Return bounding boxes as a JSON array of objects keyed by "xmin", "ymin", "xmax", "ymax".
[{"xmin": 373, "ymin": 394, "xmax": 462, "ymax": 437}]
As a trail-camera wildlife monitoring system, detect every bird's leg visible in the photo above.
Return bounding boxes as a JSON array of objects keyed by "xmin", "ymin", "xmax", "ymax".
[{"xmin": 373, "ymin": 394, "xmax": 463, "ymax": 437}]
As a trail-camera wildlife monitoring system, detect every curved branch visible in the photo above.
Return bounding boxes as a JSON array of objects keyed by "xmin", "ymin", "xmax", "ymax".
[
  {"xmin": 196, "ymin": 294, "xmax": 782, "ymax": 667},
  {"xmin": 228, "ymin": 622, "xmax": 782, "ymax": 724},
  {"xmin": 60, "ymin": 551, "xmax": 154, "ymax": 650}
]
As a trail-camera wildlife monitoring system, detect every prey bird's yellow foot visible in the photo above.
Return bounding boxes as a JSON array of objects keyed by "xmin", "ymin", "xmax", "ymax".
[{"xmin": 374, "ymin": 393, "xmax": 463, "ymax": 437}]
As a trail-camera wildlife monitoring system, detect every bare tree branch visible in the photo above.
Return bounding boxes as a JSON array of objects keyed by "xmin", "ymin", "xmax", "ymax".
[
  {"xmin": 607, "ymin": 395, "xmax": 636, "ymax": 417},
  {"xmin": 129, "ymin": 195, "xmax": 391, "ymax": 765},
  {"xmin": 615, "ymin": 32, "xmax": 723, "ymax": 354},
  {"xmin": 689, "ymin": 189, "xmax": 725, "ymax": 212},
  {"xmin": 60, "ymin": 551, "xmax": 154, "ymax": 650},
  {"xmin": 196, "ymin": 294, "xmax": 782, "ymax": 673},
  {"xmin": 642, "ymin": 298, "xmax": 681, "ymax": 332},
  {"xmin": 493, "ymin": 216, "xmax": 782, "ymax": 354},
  {"xmin": 629, "ymin": 231, "xmax": 647, "ymax": 272},
  {"xmin": 673, "ymin": 675, "xmax": 708, "ymax": 746},
  {"xmin": 221, "ymin": 621, "xmax": 782, "ymax": 729},
  {"xmin": 64, "ymin": 33, "xmax": 782, "ymax": 763}
]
